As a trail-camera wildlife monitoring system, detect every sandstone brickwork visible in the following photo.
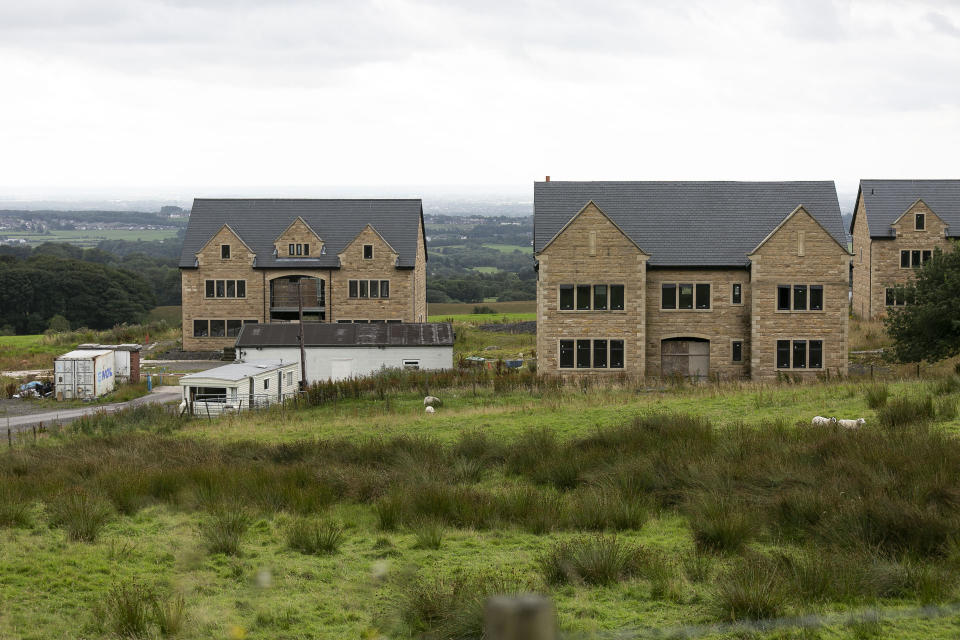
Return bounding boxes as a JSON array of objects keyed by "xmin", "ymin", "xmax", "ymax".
[
  {"xmin": 749, "ymin": 207, "xmax": 850, "ymax": 381},
  {"xmin": 853, "ymin": 200, "xmax": 951, "ymax": 319},
  {"xmin": 274, "ymin": 217, "xmax": 324, "ymax": 257},
  {"xmin": 333, "ymin": 225, "xmax": 414, "ymax": 323},
  {"xmin": 850, "ymin": 197, "xmax": 872, "ymax": 318}
]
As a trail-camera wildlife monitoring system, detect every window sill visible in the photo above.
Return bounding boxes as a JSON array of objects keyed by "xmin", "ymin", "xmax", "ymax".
[
  {"xmin": 557, "ymin": 309, "xmax": 627, "ymax": 313},
  {"xmin": 659, "ymin": 308, "xmax": 713, "ymax": 312},
  {"xmin": 776, "ymin": 368, "xmax": 823, "ymax": 372},
  {"xmin": 559, "ymin": 367, "xmax": 626, "ymax": 371},
  {"xmin": 774, "ymin": 310, "xmax": 825, "ymax": 313}
]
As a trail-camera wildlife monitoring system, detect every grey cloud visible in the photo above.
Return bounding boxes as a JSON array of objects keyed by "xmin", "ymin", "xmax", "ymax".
[{"xmin": 927, "ymin": 10, "xmax": 960, "ymax": 37}]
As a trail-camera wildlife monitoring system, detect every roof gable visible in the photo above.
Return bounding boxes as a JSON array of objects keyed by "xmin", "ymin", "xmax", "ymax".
[
  {"xmin": 338, "ymin": 223, "xmax": 400, "ymax": 259},
  {"xmin": 534, "ymin": 181, "xmax": 846, "ymax": 267},
  {"xmin": 194, "ymin": 224, "xmax": 256, "ymax": 263},
  {"xmin": 859, "ymin": 180, "xmax": 960, "ymax": 238},
  {"xmin": 749, "ymin": 205, "xmax": 850, "ymax": 256},
  {"xmin": 180, "ymin": 199, "xmax": 423, "ymax": 269},
  {"xmin": 538, "ymin": 200, "xmax": 649, "ymax": 255}
]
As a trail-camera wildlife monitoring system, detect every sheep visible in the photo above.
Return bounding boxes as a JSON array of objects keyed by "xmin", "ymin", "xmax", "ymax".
[
  {"xmin": 424, "ymin": 395, "xmax": 442, "ymax": 407},
  {"xmin": 811, "ymin": 416, "xmax": 837, "ymax": 426},
  {"xmin": 425, "ymin": 405, "xmax": 436, "ymax": 414},
  {"xmin": 838, "ymin": 418, "xmax": 866, "ymax": 430}
]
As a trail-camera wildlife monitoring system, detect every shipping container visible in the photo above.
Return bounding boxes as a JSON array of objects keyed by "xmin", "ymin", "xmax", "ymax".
[{"xmin": 55, "ymin": 349, "xmax": 116, "ymax": 400}]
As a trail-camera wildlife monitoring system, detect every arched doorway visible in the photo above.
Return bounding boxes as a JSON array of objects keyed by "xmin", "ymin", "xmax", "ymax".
[
  {"xmin": 661, "ymin": 337, "xmax": 709, "ymax": 380},
  {"xmin": 269, "ymin": 276, "xmax": 325, "ymax": 322}
]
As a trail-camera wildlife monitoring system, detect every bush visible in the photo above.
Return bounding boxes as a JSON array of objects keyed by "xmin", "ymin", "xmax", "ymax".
[
  {"xmin": 472, "ymin": 305, "xmax": 498, "ymax": 314},
  {"xmin": 539, "ymin": 535, "xmax": 644, "ymax": 586},
  {"xmin": 199, "ymin": 510, "xmax": 249, "ymax": 556},
  {"xmin": 688, "ymin": 496, "xmax": 756, "ymax": 553},
  {"xmin": 712, "ymin": 555, "xmax": 787, "ymax": 621},
  {"xmin": 286, "ymin": 517, "xmax": 344, "ymax": 555},
  {"xmin": 864, "ymin": 383, "xmax": 889, "ymax": 409},
  {"xmin": 877, "ymin": 395, "xmax": 935, "ymax": 428},
  {"xmin": 48, "ymin": 488, "xmax": 113, "ymax": 542}
]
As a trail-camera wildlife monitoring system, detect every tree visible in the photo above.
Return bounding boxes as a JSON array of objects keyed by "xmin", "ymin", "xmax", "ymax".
[{"xmin": 885, "ymin": 244, "xmax": 960, "ymax": 363}]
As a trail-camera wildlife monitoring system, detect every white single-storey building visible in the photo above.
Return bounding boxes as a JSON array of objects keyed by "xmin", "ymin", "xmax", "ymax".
[
  {"xmin": 234, "ymin": 322, "xmax": 454, "ymax": 383},
  {"xmin": 178, "ymin": 359, "xmax": 300, "ymax": 416}
]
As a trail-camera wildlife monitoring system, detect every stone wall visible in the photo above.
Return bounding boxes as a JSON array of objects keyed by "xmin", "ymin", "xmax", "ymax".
[
  {"xmin": 536, "ymin": 203, "xmax": 647, "ymax": 377},
  {"xmin": 850, "ymin": 196, "xmax": 872, "ymax": 318},
  {"xmin": 333, "ymin": 225, "xmax": 415, "ymax": 323},
  {"xmin": 274, "ymin": 217, "xmax": 323, "ymax": 257},
  {"xmin": 413, "ymin": 217, "xmax": 428, "ymax": 322},
  {"xmin": 645, "ymin": 268, "xmax": 751, "ymax": 380},
  {"xmin": 749, "ymin": 207, "xmax": 850, "ymax": 380},
  {"xmin": 867, "ymin": 201, "xmax": 951, "ymax": 319}
]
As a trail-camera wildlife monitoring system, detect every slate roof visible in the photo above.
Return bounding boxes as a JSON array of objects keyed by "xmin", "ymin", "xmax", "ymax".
[
  {"xmin": 179, "ymin": 199, "xmax": 424, "ymax": 269},
  {"xmin": 534, "ymin": 181, "xmax": 847, "ymax": 267},
  {"xmin": 854, "ymin": 180, "xmax": 960, "ymax": 238},
  {"xmin": 179, "ymin": 360, "xmax": 293, "ymax": 382},
  {"xmin": 235, "ymin": 322, "xmax": 454, "ymax": 348}
]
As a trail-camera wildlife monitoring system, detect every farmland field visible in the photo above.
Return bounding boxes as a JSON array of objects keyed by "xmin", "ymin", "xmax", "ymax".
[
  {"xmin": 482, "ymin": 243, "xmax": 530, "ymax": 253},
  {"xmin": 3, "ymin": 375, "xmax": 960, "ymax": 639},
  {"xmin": 1, "ymin": 228, "xmax": 179, "ymax": 247},
  {"xmin": 427, "ymin": 300, "xmax": 535, "ymax": 316}
]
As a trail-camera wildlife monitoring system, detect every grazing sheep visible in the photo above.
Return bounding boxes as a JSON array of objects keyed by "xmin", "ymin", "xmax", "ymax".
[
  {"xmin": 425, "ymin": 406, "xmax": 436, "ymax": 414},
  {"xmin": 424, "ymin": 396, "xmax": 442, "ymax": 407},
  {"xmin": 811, "ymin": 416, "xmax": 838, "ymax": 426},
  {"xmin": 838, "ymin": 418, "xmax": 866, "ymax": 429}
]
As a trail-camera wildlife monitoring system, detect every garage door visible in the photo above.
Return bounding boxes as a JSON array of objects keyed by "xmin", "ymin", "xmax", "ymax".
[{"xmin": 661, "ymin": 339, "xmax": 709, "ymax": 380}]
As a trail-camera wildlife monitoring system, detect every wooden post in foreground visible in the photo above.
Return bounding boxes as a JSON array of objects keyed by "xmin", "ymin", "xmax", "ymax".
[{"xmin": 484, "ymin": 595, "xmax": 556, "ymax": 640}]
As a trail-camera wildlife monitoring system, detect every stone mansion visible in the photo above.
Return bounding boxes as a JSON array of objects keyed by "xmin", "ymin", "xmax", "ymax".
[{"xmin": 534, "ymin": 181, "xmax": 851, "ymax": 381}]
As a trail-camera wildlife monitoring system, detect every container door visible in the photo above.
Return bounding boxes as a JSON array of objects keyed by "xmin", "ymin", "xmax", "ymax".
[{"xmin": 77, "ymin": 359, "xmax": 94, "ymax": 397}]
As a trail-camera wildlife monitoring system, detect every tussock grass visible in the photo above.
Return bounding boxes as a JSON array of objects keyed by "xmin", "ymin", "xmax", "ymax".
[
  {"xmin": 199, "ymin": 509, "xmax": 249, "ymax": 556},
  {"xmin": 104, "ymin": 581, "xmax": 154, "ymax": 638},
  {"xmin": 877, "ymin": 394, "xmax": 935, "ymax": 428},
  {"xmin": 712, "ymin": 555, "xmax": 787, "ymax": 621},
  {"xmin": 688, "ymin": 496, "xmax": 756, "ymax": 553},
  {"xmin": 412, "ymin": 519, "xmax": 445, "ymax": 550},
  {"xmin": 864, "ymin": 383, "xmax": 889, "ymax": 409},
  {"xmin": 286, "ymin": 517, "xmax": 345, "ymax": 555},
  {"xmin": 539, "ymin": 535, "xmax": 644, "ymax": 586},
  {"xmin": 48, "ymin": 488, "xmax": 113, "ymax": 542}
]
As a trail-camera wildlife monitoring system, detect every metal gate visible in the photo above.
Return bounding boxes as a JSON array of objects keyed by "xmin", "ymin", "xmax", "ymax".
[{"xmin": 661, "ymin": 338, "xmax": 710, "ymax": 380}]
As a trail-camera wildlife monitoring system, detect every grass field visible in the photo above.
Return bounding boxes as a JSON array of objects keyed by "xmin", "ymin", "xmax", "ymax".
[
  {"xmin": 2, "ymin": 228, "xmax": 180, "ymax": 247},
  {"xmin": 428, "ymin": 300, "xmax": 535, "ymax": 316},
  {"xmin": 467, "ymin": 265, "xmax": 500, "ymax": 273},
  {"xmin": 482, "ymin": 243, "xmax": 530, "ymax": 253},
  {"xmin": 148, "ymin": 306, "xmax": 183, "ymax": 326},
  {"xmin": 3, "ymin": 375, "xmax": 960, "ymax": 639}
]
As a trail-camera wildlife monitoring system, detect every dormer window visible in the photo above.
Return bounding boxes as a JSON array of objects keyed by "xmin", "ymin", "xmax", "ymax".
[
  {"xmin": 916, "ymin": 213, "xmax": 925, "ymax": 231},
  {"xmin": 221, "ymin": 245, "xmax": 231, "ymax": 259},
  {"xmin": 363, "ymin": 244, "xmax": 373, "ymax": 259}
]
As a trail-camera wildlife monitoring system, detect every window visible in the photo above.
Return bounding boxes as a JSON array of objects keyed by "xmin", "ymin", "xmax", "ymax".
[
  {"xmin": 810, "ymin": 285, "xmax": 823, "ymax": 311},
  {"xmin": 793, "ymin": 285, "xmax": 807, "ymax": 311},
  {"xmin": 916, "ymin": 213, "xmax": 925, "ymax": 230},
  {"xmin": 403, "ymin": 360, "xmax": 420, "ymax": 370},
  {"xmin": 776, "ymin": 340, "xmax": 790, "ymax": 369},
  {"xmin": 593, "ymin": 285, "xmax": 607, "ymax": 311},
  {"xmin": 778, "ymin": 284, "xmax": 822, "ymax": 311},
  {"xmin": 610, "ymin": 285, "xmax": 624, "ymax": 310},
  {"xmin": 243, "ymin": 319, "xmax": 258, "ymax": 325},
  {"xmin": 695, "ymin": 284, "xmax": 711, "ymax": 310},
  {"xmin": 809, "ymin": 340, "xmax": 823, "ymax": 369},
  {"xmin": 303, "ymin": 244, "xmax": 310, "ymax": 256},
  {"xmin": 662, "ymin": 284, "xmax": 677, "ymax": 310},
  {"xmin": 221, "ymin": 245, "xmax": 230, "ymax": 259},
  {"xmin": 226, "ymin": 320, "xmax": 242, "ymax": 337},
  {"xmin": 559, "ymin": 285, "xmax": 574, "ymax": 310},
  {"xmin": 900, "ymin": 249, "xmax": 931, "ymax": 268},
  {"xmin": 209, "ymin": 320, "xmax": 225, "ymax": 337},
  {"xmin": 349, "ymin": 279, "xmax": 386, "ymax": 299},
  {"xmin": 559, "ymin": 340, "xmax": 574, "ymax": 368},
  {"xmin": 793, "ymin": 340, "xmax": 807, "ymax": 368},
  {"xmin": 593, "ymin": 339, "xmax": 608, "ymax": 368},
  {"xmin": 576, "ymin": 285, "xmax": 591, "ymax": 310},
  {"xmin": 264, "ymin": 378, "xmax": 270, "ymax": 390},
  {"xmin": 912, "ymin": 250, "xmax": 920, "ymax": 267},
  {"xmin": 610, "ymin": 340, "xmax": 624, "ymax": 368},
  {"xmin": 885, "ymin": 287, "xmax": 909, "ymax": 306},
  {"xmin": 777, "ymin": 285, "xmax": 791, "ymax": 311},
  {"xmin": 776, "ymin": 339, "xmax": 822, "ymax": 369},
  {"xmin": 901, "ymin": 250, "xmax": 910, "ymax": 268},
  {"xmin": 193, "ymin": 320, "xmax": 208, "ymax": 337},
  {"xmin": 363, "ymin": 244, "xmax": 374, "ymax": 259},
  {"xmin": 922, "ymin": 250, "xmax": 932, "ymax": 264},
  {"xmin": 296, "ymin": 243, "xmax": 303, "ymax": 256},
  {"xmin": 732, "ymin": 340, "xmax": 743, "ymax": 363},
  {"xmin": 286, "ymin": 372, "xmax": 293, "ymax": 386},
  {"xmin": 576, "ymin": 340, "xmax": 591, "ymax": 368},
  {"xmin": 206, "ymin": 279, "xmax": 245, "ymax": 298},
  {"xmin": 732, "ymin": 283, "xmax": 742, "ymax": 305},
  {"xmin": 289, "ymin": 243, "xmax": 295, "ymax": 255},
  {"xmin": 656, "ymin": 283, "xmax": 712, "ymax": 310}
]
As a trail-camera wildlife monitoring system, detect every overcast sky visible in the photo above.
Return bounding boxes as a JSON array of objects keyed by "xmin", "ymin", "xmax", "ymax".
[{"xmin": 0, "ymin": 0, "xmax": 958, "ymax": 203}]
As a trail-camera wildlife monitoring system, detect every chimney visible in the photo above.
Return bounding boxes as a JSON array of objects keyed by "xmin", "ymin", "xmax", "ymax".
[{"xmin": 545, "ymin": 175, "xmax": 550, "ymax": 182}]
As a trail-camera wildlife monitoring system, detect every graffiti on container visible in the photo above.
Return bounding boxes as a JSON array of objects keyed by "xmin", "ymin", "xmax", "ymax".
[{"xmin": 97, "ymin": 368, "xmax": 113, "ymax": 382}]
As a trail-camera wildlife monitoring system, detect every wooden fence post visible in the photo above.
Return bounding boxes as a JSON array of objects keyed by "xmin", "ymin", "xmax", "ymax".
[{"xmin": 484, "ymin": 595, "xmax": 556, "ymax": 640}]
